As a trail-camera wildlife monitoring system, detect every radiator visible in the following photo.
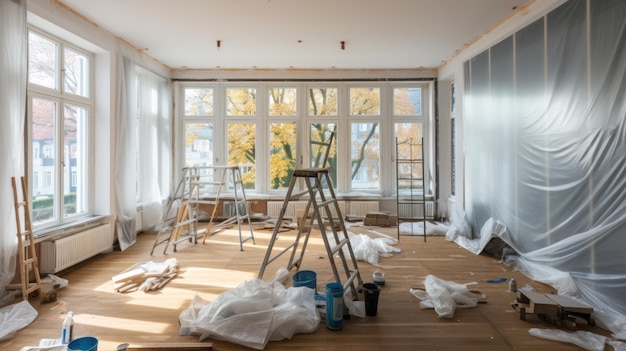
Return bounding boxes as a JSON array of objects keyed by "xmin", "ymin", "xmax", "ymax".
[
  {"xmin": 268, "ymin": 201, "xmax": 345, "ymax": 218},
  {"xmin": 348, "ymin": 201, "xmax": 379, "ymax": 216},
  {"xmin": 398, "ymin": 201, "xmax": 435, "ymax": 219},
  {"xmin": 40, "ymin": 222, "xmax": 113, "ymax": 274}
]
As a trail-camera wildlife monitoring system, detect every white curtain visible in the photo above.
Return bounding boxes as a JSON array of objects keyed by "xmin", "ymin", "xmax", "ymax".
[
  {"xmin": 114, "ymin": 52, "xmax": 138, "ymax": 251},
  {"xmin": 115, "ymin": 42, "xmax": 171, "ymax": 250},
  {"xmin": 0, "ymin": 0, "xmax": 27, "ymax": 293},
  {"xmin": 138, "ymin": 68, "xmax": 171, "ymax": 231}
]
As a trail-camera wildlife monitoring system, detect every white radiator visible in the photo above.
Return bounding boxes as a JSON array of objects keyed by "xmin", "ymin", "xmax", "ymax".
[
  {"xmin": 268, "ymin": 201, "xmax": 345, "ymax": 218},
  {"xmin": 398, "ymin": 201, "xmax": 435, "ymax": 219},
  {"xmin": 348, "ymin": 201, "xmax": 379, "ymax": 216},
  {"xmin": 40, "ymin": 222, "xmax": 113, "ymax": 274}
]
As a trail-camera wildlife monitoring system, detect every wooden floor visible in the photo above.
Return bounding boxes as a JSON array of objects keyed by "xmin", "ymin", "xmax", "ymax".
[{"xmin": 1, "ymin": 223, "xmax": 610, "ymax": 351}]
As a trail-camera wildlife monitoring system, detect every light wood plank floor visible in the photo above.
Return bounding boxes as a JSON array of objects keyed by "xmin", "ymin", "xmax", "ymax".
[{"xmin": 1, "ymin": 223, "xmax": 611, "ymax": 351}]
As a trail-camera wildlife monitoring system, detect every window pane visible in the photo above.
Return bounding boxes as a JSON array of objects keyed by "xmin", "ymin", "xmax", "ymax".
[
  {"xmin": 228, "ymin": 123, "xmax": 256, "ymax": 189},
  {"xmin": 395, "ymin": 123, "xmax": 423, "ymax": 191},
  {"xmin": 269, "ymin": 122, "xmax": 297, "ymax": 190},
  {"xmin": 349, "ymin": 87, "xmax": 380, "ymax": 116},
  {"xmin": 351, "ymin": 122, "xmax": 380, "ymax": 190},
  {"xmin": 64, "ymin": 104, "xmax": 88, "ymax": 217},
  {"xmin": 64, "ymin": 48, "xmax": 90, "ymax": 97},
  {"xmin": 29, "ymin": 32, "xmax": 57, "ymax": 90},
  {"xmin": 308, "ymin": 88, "xmax": 337, "ymax": 116},
  {"xmin": 185, "ymin": 88, "xmax": 214, "ymax": 116},
  {"xmin": 393, "ymin": 87, "xmax": 422, "ymax": 115},
  {"xmin": 269, "ymin": 88, "xmax": 297, "ymax": 116},
  {"xmin": 227, "ymin": 88, "xmax": 256, "ymax": 116},
  {"xmin": 184, "ymin": 122, "xmax": 214, "ymax": 167},
  {"xmin": 310, "ymin": 123, "xmax": 337, "ymax": 187},
  {"xmin": 32, "ymin": 98, "xmax": 57, "ymax": 223}
]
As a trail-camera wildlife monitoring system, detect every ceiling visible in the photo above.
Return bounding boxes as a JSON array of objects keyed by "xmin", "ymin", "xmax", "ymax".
[{"xmin": 59, "ymin": 0, "xmax": 529, "ymax": 70}]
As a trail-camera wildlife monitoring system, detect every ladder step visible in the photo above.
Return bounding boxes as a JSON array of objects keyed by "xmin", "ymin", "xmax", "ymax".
[
  {"xmin": 23, "ymin": 257, "xmax": 37, "ymax": 263},
  {"xmin": 318, "ymin": 199, "xmax": 335, "ymax": 208},
  {"xmin": 330, "ymin": 238, "xmax": 350, "ymax": 255}
]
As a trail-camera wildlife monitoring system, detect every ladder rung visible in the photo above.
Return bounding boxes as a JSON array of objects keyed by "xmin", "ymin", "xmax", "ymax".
[
  {"xmin": 318, "ymin": 199, "xmax": 335, "ymax": 208},
  {"xmin": 330, "ymin": 238, "xmax": 350, "ymax": 255},
  {"xmin": 343, "ymin": 269, "xmax": 360, "ymax": 292},
  {"xmin": 288, "ymin": 190, "xmax": 309, "ymax": 200},
  {"xmin": 16, "ymin": 201, "xmax": 28, "ymax": 207},
  {"xmin": 23, "ymin": 257, "xmax": 38, "ymax": 265}
]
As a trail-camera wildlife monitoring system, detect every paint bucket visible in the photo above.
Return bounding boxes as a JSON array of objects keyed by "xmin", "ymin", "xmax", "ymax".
[
  {"xmin": 325, "ymin": 282, "xmax": 344, "ymax": 330},
  {"xmin": 362, "ymin": 283, "xmax": 381, "ymax": 316},
  {"xmin": 68, "ymin": 336, "xmax": 98, "ymax": 351},
  {"xmin": 293, "ymin": 270, "xmax": 317, "ymax": 291}
]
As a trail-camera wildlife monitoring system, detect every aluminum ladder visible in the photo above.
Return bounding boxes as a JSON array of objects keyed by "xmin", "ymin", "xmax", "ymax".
[
  {"xmin": 196, "ymin": 165, "xmax": 255, "ymax": 251},
  {"xmin": 150, "ymin": 167, "xmax": 200, "ymax": 255},
  {"xmin": 258, "ymin": 168, "xmax": 363, "ymax": 298}
]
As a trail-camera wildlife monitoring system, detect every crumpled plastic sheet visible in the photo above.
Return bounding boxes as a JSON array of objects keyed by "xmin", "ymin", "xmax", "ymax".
[
  {"xmin": 332, "ymin": 231, "xmax": 400, "ymax": 267},
  {"xmin": 529, "ymin": 328, "xmax": 607, "ymax": 351},
  {"xmin": 0, "ymin": 300, "xmax": 38, "ymax": 341},
  {"xmin": 409, "ymin": 274, "xmax": 480, "ymax": 318},
  {"xmin": 179, "ymin": 273, "xmax": 319, "ymax": 350},
  {"xmin": 399, "ymin": 221, "xmax": 449, "ymax": 236}
]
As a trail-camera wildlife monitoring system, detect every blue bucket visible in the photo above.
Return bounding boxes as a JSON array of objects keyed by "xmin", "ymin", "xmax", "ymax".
[
  {"xmin": 293, "ymin": 270, "xmax": 317, "ymax": 291},
  {"xmin": 68, "ymin": 336, "xmax": 98, "ymax": 351}
]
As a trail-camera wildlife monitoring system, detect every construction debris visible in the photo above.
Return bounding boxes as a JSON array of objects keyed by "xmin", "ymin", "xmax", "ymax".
[
  {"xmin": 112, "ymin": 258, "xmax": 178, "ymax": 293},
  {"xmin": 363, "ymin": 212, "xmax": 398, "ymax": 227},
  {"xmin": 513, "ymin": 289, "xmax": 594, "ymax": 328}
]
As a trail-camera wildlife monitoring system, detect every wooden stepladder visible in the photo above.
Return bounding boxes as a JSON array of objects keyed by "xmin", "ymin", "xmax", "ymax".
[{"xmin": 11, "ymin": 176, "xmax": 43, "ymax": 302}]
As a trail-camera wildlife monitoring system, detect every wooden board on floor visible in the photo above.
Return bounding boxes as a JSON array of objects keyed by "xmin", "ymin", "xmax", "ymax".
[{"xmin": 127, "ymin": 342, "xmax": 213, "ymax": 350}]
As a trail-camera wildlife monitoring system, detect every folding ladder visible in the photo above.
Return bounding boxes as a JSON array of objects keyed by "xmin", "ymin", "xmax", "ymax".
[
  {"xmin": 150, "ymin": 167, "xmax": 200, "ymax": 255},
  {"xmin": 258, "ymin": 168, "xmax": 363, "ymax": 298},
  {"xmin": 11, "ymin": 176, "xmax": 43, "ymax": 302},
  {"xmin": 197, "ymin": 166, "xmax": 255, "ymax": 251}
]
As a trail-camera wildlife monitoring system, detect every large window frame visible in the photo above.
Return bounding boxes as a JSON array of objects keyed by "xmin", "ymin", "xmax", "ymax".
[
  {"xmin": 177, "ymin": 81, "xmax": 432, "ymax": 198},
  {"xmin": 27, "ymin": 27, "xmax": 94, "ymax": 230}
]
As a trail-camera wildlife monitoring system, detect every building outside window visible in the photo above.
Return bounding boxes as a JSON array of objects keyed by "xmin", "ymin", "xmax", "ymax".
[{"xmin": 28, "ymin": 29, "xmax": 92, "ymax": 227}]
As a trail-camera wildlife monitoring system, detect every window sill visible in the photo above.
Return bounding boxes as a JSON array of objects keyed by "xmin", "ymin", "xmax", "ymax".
[{"xmin": 33, "ymin": 215, "xmax": 111, "ymax": 243}]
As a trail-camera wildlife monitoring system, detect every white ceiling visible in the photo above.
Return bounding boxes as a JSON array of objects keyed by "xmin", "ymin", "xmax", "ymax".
[{"xmin": 59, "ymin": 0, "xmax": 528, "ymax": 70}]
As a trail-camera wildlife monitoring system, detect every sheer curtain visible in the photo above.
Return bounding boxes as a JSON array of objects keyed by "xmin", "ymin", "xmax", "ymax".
[
  {"xmin": 114, "ymin": 52, "xmax": 137, "ymax": 251},
  {"xmin": 0, "ymin": 0, "xmax": 27, "ymax": 293},
  {"xmin": 115, "ymin": 42, "xmax": 171, "ymax": 250},
  {"xmin": 138, "ymin": 68, "xmax": 171, "ymax": 231}
]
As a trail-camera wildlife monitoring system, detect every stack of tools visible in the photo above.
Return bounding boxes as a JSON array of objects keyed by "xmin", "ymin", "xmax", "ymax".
[{"xmin": 112, "ymin": 258, "xmax": 178, "ymax": 293}]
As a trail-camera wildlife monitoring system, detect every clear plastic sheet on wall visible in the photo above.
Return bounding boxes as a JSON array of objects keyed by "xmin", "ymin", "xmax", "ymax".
[{"xmin": 461, "ymin": 0, "xmax": 626, "ymax": 338}]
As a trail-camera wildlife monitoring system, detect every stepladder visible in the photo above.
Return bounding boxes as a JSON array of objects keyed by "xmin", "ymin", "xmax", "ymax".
[
  {"xmin": 195, "ymin": 165, "xmax": 255, "ymax": 251},
  {"xmin": 11, "ymin": 176, "xmax": 43, "ymax": 302},
  {"xmin": 150, "ymin": 167, "xmax": 200, "ymax": 255},
  {"xmin": 258, "ymin": 168, "xmax": 363, "ymax": 299}
]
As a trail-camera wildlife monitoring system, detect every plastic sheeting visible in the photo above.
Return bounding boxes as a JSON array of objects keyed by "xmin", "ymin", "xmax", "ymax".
[
  {"xmin": 461, "ymin": 0, "xmax": 626, "ymax": 338},
  {"xmin": 0, "ymin": 301, "xmax": 38, "ymax": 341},
  {"xmin": 409, "ymin": 274, "xmax": 480, "ymax": 318},
  {"xmin": 179, "ymin": 276, "xmax": 319, "ymax": 350}
]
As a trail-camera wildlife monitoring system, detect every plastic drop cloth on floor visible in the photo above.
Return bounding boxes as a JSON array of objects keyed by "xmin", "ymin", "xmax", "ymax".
[
  {"xmin": 0, "ymin": 300, "xmax": 38, "ymax": 341},
  {"xmin": 179, "ymin": 269, "xmax": 319, "ymax": 350},
  {"xmin": 330, "ymin": 230, "xmax": 400, "ymax": 267},
  {"xmin": 409, "ymin": 274, "xmax": 482, "ymax": 318}
]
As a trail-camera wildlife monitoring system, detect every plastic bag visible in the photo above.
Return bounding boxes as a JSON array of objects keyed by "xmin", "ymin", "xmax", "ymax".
[
  {"xmin": 179, "ymin": 270, "xmax": 319, "ymax": 350},
  {"xmin": 529, "ymin": 328, "xmax": 606, "ymax": 351},
  {"xmin": 0, "ymin": 300, "xmax": 38, "ymax": 341},
  {"xmin": 409, "ymin": 274, "xmax": 479, "ymax": 318}
]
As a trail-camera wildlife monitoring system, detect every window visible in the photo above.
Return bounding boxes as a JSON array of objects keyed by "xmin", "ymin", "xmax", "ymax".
[
  {"xmin": 28, "ymin": 29, "xmax": 92, "ymax": 227},
  {"xmin": 177, "ymin": 81, "xmax": 432, "ymax": 197},
  {"xmin": 228, "ymin": 122, "xmax": 256, "ymax": 189}
]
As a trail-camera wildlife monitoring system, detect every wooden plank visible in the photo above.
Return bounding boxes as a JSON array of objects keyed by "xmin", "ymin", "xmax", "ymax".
[
  {"xmin": 546, "ymin": 294, "xmax": 593, "ymax": 314},
  {"xmin": 126, "ymin": 342, "xmax": 213, "ymax": 350}
]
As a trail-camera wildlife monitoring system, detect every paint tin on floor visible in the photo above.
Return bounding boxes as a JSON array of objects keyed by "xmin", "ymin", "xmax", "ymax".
[
  {"xmin": 373, "ymin": 270, "xmax": 385, "ymax": 285},
  {"xmin": 325, "ymin": 282, "xmax": 343, "ymax": 330}
]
